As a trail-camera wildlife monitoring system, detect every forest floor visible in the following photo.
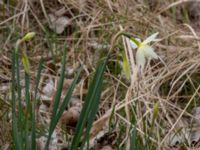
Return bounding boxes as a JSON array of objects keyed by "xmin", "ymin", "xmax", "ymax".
[{"xmin": 1, "ymin": 0, "xmax": 200, "ymax": 149}]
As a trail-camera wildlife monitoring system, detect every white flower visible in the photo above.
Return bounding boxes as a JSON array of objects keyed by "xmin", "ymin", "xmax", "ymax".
[{"xmin": 129, "ymin": 32, "xmax": 160, "ymax": 71}]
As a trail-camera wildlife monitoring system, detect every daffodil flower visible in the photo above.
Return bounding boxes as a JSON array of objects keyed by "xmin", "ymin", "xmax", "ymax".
[{"xmin": 129, "ymin": 32, "xmax": 160, "ymax": 71}]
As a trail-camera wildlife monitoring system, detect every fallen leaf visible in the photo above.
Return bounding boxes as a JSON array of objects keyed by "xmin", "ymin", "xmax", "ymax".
[
  {"xmin": 49, "ymin": 13, "xmax": 70, "ymax": 34},
  {"xmin": 188, "ymin": 107, "xmax": 200, "ymax": 146},
  {"xmin": 191, "ymin": 107, "xmax": 200, "ymax": 125},
  {"xmin": 165, "ymin": 131, "xmax": 185, "ymax": 147},
  {"xmin": 100, "ymin": 145, "xmax": 113, "ymax": 150},
  {"xmin": 61, "ymin": 106, "xmax": 81, "ymax": 127},
  {"xmin": 42, "ymin": 78, "xmax": 55, "ymax": 98}
]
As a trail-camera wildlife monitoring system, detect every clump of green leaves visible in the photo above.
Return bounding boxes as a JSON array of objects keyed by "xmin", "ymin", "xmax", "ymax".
[{"xmin": 11, "ymin": 32, "xmax": 110, "ymax": 150}]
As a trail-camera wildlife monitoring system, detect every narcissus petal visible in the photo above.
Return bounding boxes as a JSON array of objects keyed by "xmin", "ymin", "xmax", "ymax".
[
  {"xmin": 136, "ymin": 49, "xmax": 145, "ymax": 70},
  {"xmin": 141, "ymin": 45, "xmax": 158, "ymax": 59},
  {"xmin": 142, "ymin": 32, "xmax": 159, "ymax": 45},
  {"xmin": 129, "ymin": 38, "xmax": 141, "ymax": 49}
]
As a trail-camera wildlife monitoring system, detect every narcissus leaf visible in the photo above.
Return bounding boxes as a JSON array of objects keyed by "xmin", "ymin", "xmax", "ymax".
[
  {"xmin": 136, "ymin": 48, "xmax": 145, "ymax": 70},
  {"xmin": 142, "ymin": 32, "xmax": 160, "ymax": 45}
]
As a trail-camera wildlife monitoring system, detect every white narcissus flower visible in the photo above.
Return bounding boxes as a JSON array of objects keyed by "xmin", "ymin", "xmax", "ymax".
[{"xmin": 129, "ymin": 32, "xmax": 160, "ymax": 71}]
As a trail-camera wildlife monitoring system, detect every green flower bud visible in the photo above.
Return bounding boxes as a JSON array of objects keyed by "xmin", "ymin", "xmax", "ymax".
[{"xmin": 22, "ymin": 32, "xmax": 36, "ymax": 41}]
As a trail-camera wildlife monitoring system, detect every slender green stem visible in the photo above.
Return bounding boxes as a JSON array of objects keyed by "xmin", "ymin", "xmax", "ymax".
[
  {"xmin": 31, "ymin": 59, "xmax": 44, "ymax": 150},
  {"xmin": 15, "ymin": 47, "xmax": 23, "ymax": 138}
]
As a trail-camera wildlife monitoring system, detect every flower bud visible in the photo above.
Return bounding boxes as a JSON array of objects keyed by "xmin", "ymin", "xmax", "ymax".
[{"xmin": 22, "ymin": 32, "xmax": 36, "ymax": 41}]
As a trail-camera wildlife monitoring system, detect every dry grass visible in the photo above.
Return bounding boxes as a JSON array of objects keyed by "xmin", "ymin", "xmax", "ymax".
[{"xmin": 1, "ymin": 0, "xmax": 200, "ymax": 149}]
